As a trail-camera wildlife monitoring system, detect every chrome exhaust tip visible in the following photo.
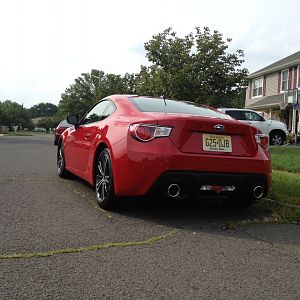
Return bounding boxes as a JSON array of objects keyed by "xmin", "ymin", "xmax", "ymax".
[
  {"xmin": 253, "ymin": 186, "xmax": 264, "ymax": 199},
  {"xmin": 168, "ymin": 184, "xmax": 180, "ymax": 198}
]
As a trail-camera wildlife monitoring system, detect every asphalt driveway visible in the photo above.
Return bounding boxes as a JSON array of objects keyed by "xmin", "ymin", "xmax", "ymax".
[{"xmin": 0, "ymin": 135, "xmax": 299, "ymax": 299}]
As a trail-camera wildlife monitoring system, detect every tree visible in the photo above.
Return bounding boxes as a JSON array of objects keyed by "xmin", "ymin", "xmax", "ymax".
[
  {"xmin": 59, "ymin": 72, "xmax": 97, "ymax": 117},
  {"xmin": 0, "ymin": 101, "xmax": 7, "ymax": 125},
  {"xmin": 58, "ymin": 70, "xmax": 136, "ymax": 116},
  {"xmin": 136, "ymin": 27, "xmax": 248, "ymax": 107},
  {"xmin": 36, "ymin": 117, "xmax": 59, "ymax": 130},
  {"xmin": 29, "ymin": 102, "xmax": 58, "ymax": 118},
  {"xmin": 0, "ymin": 100, "xmax": 32, "ymax": 130}
]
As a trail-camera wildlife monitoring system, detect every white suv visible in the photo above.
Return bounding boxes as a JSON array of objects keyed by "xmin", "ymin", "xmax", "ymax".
[{"xmin": 218, "ymin": 108, "xmax": 288, "ymax": 146}]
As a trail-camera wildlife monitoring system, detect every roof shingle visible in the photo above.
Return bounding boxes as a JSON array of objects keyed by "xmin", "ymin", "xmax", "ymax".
[{"xmin": 249, "ymin": 51, "xmax": 300, "ymax": 78}]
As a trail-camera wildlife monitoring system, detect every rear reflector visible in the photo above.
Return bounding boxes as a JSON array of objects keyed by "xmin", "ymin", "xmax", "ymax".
[
  {"xmin": 255, "ymin": 134, "xmax": 269, "ymax": 150},
  {"xmin": 130, "ymin": 124, "xmax": 172, "ymax": 142}
]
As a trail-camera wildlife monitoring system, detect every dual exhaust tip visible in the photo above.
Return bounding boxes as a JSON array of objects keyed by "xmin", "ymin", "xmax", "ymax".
[
  {"xmin": 167, "ymin": 184, "xmax": 180, "ymax": 198},
  {"xmin": 253, "ymin": 185, "xmax": 264, "ymax": 199},
  {"xmin": 167, "ymin": 183, "xmax": 264, "ymax": 200}
]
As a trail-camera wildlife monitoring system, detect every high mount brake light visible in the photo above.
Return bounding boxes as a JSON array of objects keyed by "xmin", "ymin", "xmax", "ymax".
[
  {"xmin": 255, "ymin": 134, "xmax": 269, "ymax": 150},
  {"xmin": 129, "ymin": 124, "xmax": 172, "ymax": 142}
]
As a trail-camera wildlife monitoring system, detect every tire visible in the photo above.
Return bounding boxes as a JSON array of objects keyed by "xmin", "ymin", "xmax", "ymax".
[
  {"xmin": 54, "ymin": 136, "xmax": 59, "ymax": 146},
  {"xmin": 95, "ymin": 148, "xmax": 117, "ymax": 210},
  {"xmin": 269, "ymin": 131, "xmax": 285, "ymax": 146},
  {"xmin": 57, "ymin": 144, "xmax": 69, "ymax": 178}
]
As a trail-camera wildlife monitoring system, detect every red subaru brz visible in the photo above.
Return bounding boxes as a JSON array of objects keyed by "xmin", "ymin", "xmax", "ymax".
[{"xmin": 57, "ymin": 95, "xmax": 271, "ymax": 209}]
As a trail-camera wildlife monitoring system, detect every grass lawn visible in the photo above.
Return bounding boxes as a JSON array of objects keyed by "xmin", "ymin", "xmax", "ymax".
[
  {"xmin": 260, "ymin": 146, "xmax": 300, "ymax": 223},
  {"xmin": 269, "ymin": 146, "xmax": 300, "ymax": 173}
]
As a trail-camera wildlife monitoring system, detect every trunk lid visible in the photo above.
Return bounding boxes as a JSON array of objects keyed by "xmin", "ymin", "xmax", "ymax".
[{"xmin": 145, "ymin": 112, "xmax": 258, "ymax": 157}]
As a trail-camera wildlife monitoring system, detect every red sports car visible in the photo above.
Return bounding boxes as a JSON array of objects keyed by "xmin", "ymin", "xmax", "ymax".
[{"xmin": 57, "ymin": 95, "xmax": 271, "ymax": 210}]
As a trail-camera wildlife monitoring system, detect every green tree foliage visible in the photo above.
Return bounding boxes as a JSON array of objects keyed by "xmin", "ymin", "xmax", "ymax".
[
  {"xmin": 0, "ymin": 100, "xmax": 32, "ymax": 130},
  {"xmin": 29, "ymin": 102, "xmax": 58, "ymax": 118},
  {"xmin": 36, "ymin": 117, "xmax": 59, "ymax": 130},
  {"xmin": 59, "ymin": 26, "xmax": 248, "ymax": 112},
  {"xmin": 135, "ymin": 27, "xmax": 248, "ymax": 107},
  {"xmin": 0, "ymin": 101, "xmax": 7, "ymax": 125},
  {"xmin": 59, "ymin": 72, "xmax": 97, "ymax": 117},
  {"xmin": 58, "ymin": 70, "xmax": 136, "ymax": 116}
]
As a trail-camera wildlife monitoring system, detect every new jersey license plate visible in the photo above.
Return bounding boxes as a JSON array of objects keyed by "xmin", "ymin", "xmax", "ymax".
[{"xmin": 203, "ymin": 134, "xmax": 232, "ymax": 152}]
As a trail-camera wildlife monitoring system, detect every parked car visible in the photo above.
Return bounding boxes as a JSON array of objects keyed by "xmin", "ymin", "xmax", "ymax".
[
  {"xmin": 32, "ymin": 127, "xmax": 47, "ymax": 133},
  {"xmin": 218, "ymin": 108, "xmax": 288, "ymax": 146},
  {"xmin": 54, "ymin": 120, "xmax": 73, "ymax": 145},
  {"xmin": 57, "ymin": 95, "xmax": 271, "ymax": 210}
]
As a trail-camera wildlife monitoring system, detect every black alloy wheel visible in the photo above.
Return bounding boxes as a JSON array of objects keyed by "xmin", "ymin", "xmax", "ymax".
[
  {"xmin": 270, "ymin": 132, "xmax": 285, "ymax": 146},
  {"xmin": 95, "ymin": 148, "xmax": 116, "ymax": 209}
]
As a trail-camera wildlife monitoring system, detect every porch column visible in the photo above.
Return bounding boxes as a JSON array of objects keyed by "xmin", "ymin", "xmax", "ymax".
[
  {"xmin": 297, "ymin": 108, "xmax": 300, "ymax": 133},
  {"xmin": 291, "ymin": 107, "xmax": 296, "ymax": 134},
  {"xmin": 289, "ymin": 108, "xmax": 293, "ymax": 131},
  {"xmin": 269, "ymin": 109, "xmax": 273, "ymax": 119}
]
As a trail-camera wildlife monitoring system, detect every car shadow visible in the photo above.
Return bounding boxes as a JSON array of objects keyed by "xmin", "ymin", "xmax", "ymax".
[
  {"xmin": 67, "ymin": 174, "xmax": 271, "ymax": 231},
  {"xmin": 114, "ymin": 195, "xmax": 271, "ymax": 229},
  {"xmin": 66, "ymin": 175, "xmax": 300, "ymax": 247}
]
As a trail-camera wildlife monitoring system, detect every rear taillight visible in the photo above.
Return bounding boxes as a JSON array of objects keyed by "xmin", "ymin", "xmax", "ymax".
[
  {"xmin": 255, "ymin": 134, "xmax": 269, "ymax": 150},
  {"xmin": 129, "ymin": 124, "xmax": 172, "ymax": 142}
]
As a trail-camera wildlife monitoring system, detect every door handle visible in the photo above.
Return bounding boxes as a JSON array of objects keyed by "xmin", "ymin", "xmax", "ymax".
[{"xmin": 85, "ymin": 133, "xmax": 91, "ymax": 138}]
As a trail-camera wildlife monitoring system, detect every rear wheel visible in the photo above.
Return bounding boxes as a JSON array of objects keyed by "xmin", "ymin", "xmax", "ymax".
[
  {"xmin": 269, "ymin": 131, "xmax": 285, "ymax": 146},
  {"xmin": 95, "ymin": 148, "xmax": 117, "ymax": 210}
]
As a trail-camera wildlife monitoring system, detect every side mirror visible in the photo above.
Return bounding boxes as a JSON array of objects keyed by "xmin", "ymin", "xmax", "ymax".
[{"xmin": 67, "ymin": 115, "xmax": 79, "ymax": 128}]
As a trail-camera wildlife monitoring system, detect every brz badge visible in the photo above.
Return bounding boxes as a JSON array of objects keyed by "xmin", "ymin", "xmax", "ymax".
[{"xmin": 214, "ymin": 124, "xmax": 225, "ymax": 132}]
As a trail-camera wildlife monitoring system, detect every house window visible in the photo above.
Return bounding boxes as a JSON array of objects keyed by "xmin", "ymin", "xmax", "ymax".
[
  {"xmin": 281, "ymin": 69, "xmax": 289, "ymax": 91},
  {"xmin": 252, "ymin": 77, "xmax": 263, "ymax": 97}
]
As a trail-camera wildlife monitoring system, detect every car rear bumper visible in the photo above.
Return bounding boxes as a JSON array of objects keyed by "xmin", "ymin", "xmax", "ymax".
[
  {"xmin": 112, "ymin": 138, "xmax": 271, "ymax": 197},
  {"xmin": 149, "ymin": 171, "xmax": 269, "ymax": 198}
]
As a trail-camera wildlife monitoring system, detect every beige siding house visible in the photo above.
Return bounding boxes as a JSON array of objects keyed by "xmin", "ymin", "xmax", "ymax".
[{"xmin": 245, "ymin": 51, "xmax": 300, "ymax": 134}]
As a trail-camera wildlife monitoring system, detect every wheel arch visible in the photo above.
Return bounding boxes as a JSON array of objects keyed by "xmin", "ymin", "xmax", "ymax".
[
  {"xmin": 92, "ymin": 142, "xmax": 110, "ymax": 186},
  {"xmin": 269, "ymin": 128, "xmax": 286, "ymax": 135},
  {"xmin": 269, "ymin": 129, "xmax": 286, "ymax": 139}
]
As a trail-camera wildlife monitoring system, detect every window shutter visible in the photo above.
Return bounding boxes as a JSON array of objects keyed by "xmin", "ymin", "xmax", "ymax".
[
  {"xmin": 277, "ymin": 72, "xmax": 281, "ymax": 93},
  {"xmin": 249, "ymin": 81, "xmax": 252, "ymax": 99},
  {"xmin": 294, "ymin": 66, "xmax": 298, "ymax": 89},
  {"xmin": 288, "ymin": 68, "xmax": 292, "ymax": 90},
  {"xmin": 263, "ymin": 76, "xmax": 266, "ymax": 96}
]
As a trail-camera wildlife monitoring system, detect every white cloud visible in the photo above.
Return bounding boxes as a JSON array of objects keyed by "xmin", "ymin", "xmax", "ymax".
[{"xmin": 0, "ymin": 0, "xmax": 299, "ymax": 107}]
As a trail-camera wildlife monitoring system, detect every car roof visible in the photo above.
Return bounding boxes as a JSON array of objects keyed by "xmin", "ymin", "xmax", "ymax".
[{"xmin": 218, "ymin": 108, "xmax": 256, "ymax": 112}]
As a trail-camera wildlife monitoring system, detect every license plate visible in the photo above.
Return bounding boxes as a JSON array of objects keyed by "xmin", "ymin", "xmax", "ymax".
[{"xmin": 203, "ymin": 134, "xmax": 232, "ymax": 152}]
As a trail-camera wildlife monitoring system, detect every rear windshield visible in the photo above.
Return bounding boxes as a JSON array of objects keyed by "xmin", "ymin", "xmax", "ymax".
[{"xmin": 128, "ymin": 97, "xmax": 231, "ymax": 119}]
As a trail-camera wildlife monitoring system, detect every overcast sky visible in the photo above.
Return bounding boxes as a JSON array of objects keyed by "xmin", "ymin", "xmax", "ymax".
[{"xmin": 1, "ymin": 0, "xmax": 300, "ymax": 108}]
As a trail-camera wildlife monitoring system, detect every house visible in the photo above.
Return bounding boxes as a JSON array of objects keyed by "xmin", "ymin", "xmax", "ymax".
[
  {"xmin": 31, "ymin": 117, "xmax": 43, "ymax": 125},
  {"xmin": 245, "ymin": 50, "xmax": 300, "ymax": 134}
]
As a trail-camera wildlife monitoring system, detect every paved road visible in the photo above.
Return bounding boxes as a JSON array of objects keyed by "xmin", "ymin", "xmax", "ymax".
[{"xmin": 0, "ymin": 135, "xmax": 299, "ymax": 299}]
